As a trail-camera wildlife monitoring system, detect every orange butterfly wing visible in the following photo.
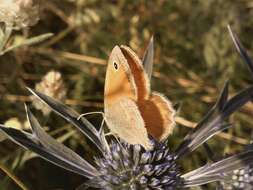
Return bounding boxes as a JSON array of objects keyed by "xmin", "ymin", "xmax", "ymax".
[
  {"xmin": 119, "ymin": 45, "xmax": 176, "ymax": 141},
  {"xmin": 104, "ymin": 46, "xmax": 137, "ymax": 105},
  {"xmin": 138, "ymin": 92, "xmax": 176, "ymax": 141},
  {"xmin": 104, "ymin": 46, "xmax": 152, "ymax": 149},
  {"xmin": 105, "ymin": 45, "xmax": 175, "ymax": 147}
]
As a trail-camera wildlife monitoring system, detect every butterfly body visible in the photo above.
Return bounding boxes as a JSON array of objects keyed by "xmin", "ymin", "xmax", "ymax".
[{"xmin": 104, "ymin": 45, "xmax": 175, "ymax": 150}]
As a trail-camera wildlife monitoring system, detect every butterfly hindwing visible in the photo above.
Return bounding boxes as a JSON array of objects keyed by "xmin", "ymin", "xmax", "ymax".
[{"xmin": 138, "ymin": 92, "xmax": 175, "ymax": 141}]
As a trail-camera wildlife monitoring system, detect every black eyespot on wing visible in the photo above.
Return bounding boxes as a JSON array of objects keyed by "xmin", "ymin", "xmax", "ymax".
[{"xmin": 113, "ymin": 62, "xmax": 118, "ymax": 70}]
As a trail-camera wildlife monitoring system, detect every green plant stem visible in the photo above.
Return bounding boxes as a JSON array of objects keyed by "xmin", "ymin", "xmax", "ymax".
[
  {"xmin": 1, "ymin": 33, "xmax": 53, "ymax": 55},
  {"xmin": 0, "ymin": 162, "xmax": 29, "ymax": 190}
]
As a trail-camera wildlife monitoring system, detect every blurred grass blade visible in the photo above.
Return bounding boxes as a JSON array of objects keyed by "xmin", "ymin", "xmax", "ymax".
[
  {"xmin": 142, "ymin": 36, "xmax": 154, "ymax": 80},
  {"xmin": 27, "ymin": 88, "xmax": 108, "ymax": 153},
  {"xmin": 0, "ymin": 162, "xmax": 29, "ymax": 190},
  {"xmin": 1, "ymin": 33, "xmax": 53, "ymax": 54},
  {"xmin": 182, "ymin": 150, "xmax": 253, "ymax": 187},
  {"xmin": 0, "ymin": 26, "xmax": 12, "ymax": 53},
  {"xmin": 0, "ymin": 28, "xmax": 5, "ymax": 50},
  {"xmin": 0, "ymin": 131, "xmax": 7, "ymax": 142},
  {"xmin": 76, "ymin": 179, "xmax": 101, "ymax": 190},
  {"xmin": 203, "ymin": 143, "xmax": 216, "ymax": 162},
  {"xmin": 228, "ymin": 25, "xmax": 253, "ymax": 77}
]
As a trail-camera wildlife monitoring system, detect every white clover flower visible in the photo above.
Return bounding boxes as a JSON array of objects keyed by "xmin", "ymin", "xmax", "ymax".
[
  {"xmin": 32, "ymin": 70, "xmax": 67, "ymax": 115},
  {"xmin": 0, "ymin": 0, "xmax": 40, "ymax": 30}
]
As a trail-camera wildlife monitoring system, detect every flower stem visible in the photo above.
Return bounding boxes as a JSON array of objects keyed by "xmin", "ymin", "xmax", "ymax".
[{"xmin": 0, "ymin": 162, "xmax": 29, "ymax": 190}]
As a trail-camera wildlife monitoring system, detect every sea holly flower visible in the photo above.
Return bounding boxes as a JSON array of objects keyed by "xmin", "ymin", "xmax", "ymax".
[
  {"xmin": 199, "ymin": 26, "xmax": 253, "ymax": 190},
  {"xmin": 1, "ymin": 32, "xmax": 253, "ymax": 189},
  {"xmin": 0, "ymin": 79, "xmax": 253, "ymax": 189},
  {"xmin": 208, "ymin": 26, "xmax": 253, "ymax": 190},
  {"xmin": 204, "ymin": 142, "xmax": 253, "ymax": 190},
  {"xmin": 221, "ymin": 152, "xmax": 253, "ymax": 190},
  {"xmin": 0, "ymin": 80, "xmax": 253, "ymax": 189}
]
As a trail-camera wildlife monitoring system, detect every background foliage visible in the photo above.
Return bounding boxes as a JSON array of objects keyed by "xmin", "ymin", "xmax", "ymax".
[{"xmin": 1, "ymin": 0, "xmax": 253, "ymax": 189}]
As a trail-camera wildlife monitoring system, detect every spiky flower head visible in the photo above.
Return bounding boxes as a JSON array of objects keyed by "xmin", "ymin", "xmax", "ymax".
[
  {"xmin": 220, "ymin": 141, "xmax": 253, "ymax": 190},
  {"xmin": 0, "ymin": 0, "xmax": 40, "ymax": 30},
  {"xmin": 2, "ymin": 82, "xmax": 253, "ymax": 190},
  {"xmin": 221, "ymin": 166, "xmax": 253, "ymax": 190},
  {"xmin": 93, "ymin": 140, "xmax": 181, "ymax": 189}
]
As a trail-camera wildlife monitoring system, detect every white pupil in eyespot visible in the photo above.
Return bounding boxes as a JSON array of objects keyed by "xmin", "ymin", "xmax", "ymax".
[{"xmin": 114, "ymin": 62, "xmax": 118, "ymax": 70}]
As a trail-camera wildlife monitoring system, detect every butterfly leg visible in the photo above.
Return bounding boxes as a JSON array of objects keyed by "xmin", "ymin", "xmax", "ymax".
[
  {"xmin": 77, "ymin": 111, "xmax": 110, "ymax": 151},
  {"xmin": 77, "ymin": 111, "xmax": 105, "ymax": 131},
  {"xmin": 77, "ymin": 111, "xmax": 104, "ymax": 120}
]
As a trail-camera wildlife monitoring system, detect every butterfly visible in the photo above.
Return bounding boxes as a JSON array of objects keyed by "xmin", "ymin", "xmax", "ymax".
[{"xmin": 104, "ymin": 38, "xmax": 175, "ymax": 150}]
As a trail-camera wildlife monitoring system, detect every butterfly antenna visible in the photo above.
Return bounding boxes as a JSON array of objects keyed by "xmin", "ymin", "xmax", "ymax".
[
  {"xmin": 77, "ymin": 111, "xmax": 105, "ymax": 133},
  {"xmin": 77, "ymin": 111, "xmax": 104, "ymax": 120}
]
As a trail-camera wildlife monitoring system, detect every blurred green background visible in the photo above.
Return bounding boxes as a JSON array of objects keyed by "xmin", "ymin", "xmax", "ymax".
[{"xmin": 1, "ymin": 0, "xmax": 253, "ymax": 189}]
